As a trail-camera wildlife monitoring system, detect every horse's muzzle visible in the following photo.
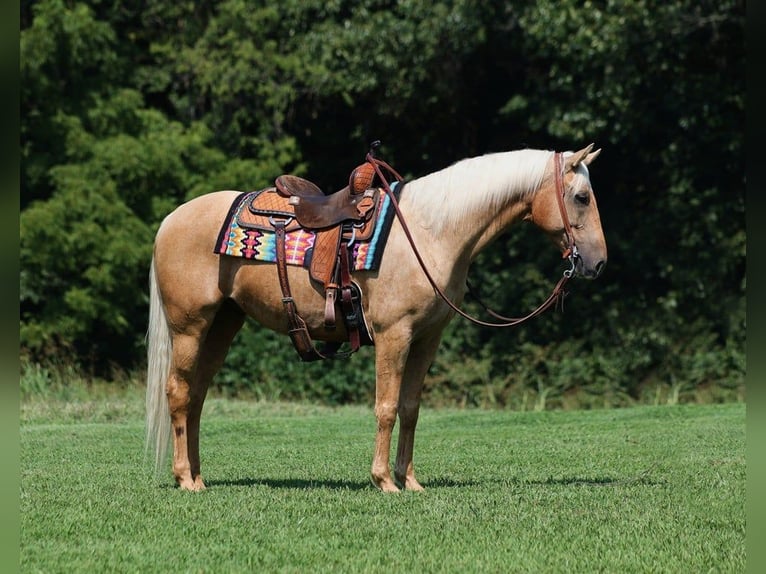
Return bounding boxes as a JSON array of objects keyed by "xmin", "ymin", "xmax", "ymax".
[{"xmin": 576, "ymin": 258, "xmax": 606, "ymax": 279}]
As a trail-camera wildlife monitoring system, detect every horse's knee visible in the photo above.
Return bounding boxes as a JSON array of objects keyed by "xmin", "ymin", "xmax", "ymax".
[{"xmin": 375, "ymin": 402, "xmax": 397, "ymax": 430}]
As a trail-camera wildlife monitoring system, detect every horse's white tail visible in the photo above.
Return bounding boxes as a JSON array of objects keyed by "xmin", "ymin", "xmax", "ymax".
[{"xmin": 145, "ymin": 257, "xmax": 172, "ymax": 473}]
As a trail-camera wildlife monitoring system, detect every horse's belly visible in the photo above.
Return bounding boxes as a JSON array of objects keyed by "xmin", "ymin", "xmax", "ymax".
[{"xmin": 228, "ymin": 261, "xmax": 352, "ymax": 343}]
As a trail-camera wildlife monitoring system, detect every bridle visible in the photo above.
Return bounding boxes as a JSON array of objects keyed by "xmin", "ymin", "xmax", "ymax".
[
  {"xmin": 365, "ymin": 149, "xmax": 579, "ymax": 328},
  {"xmin": 553, "ymin": 151, "xmax": 580, "ymax": 277}
]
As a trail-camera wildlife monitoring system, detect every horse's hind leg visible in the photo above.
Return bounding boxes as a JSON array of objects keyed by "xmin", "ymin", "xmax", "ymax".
[
  {"xmin": 184, "ymin": 300, "xmax": 245, "ymax": 490},
  {"xmin": 167, "ymin": 327, "xmax": 207, "ymax": 491},
  {"xmin": 394, "ymin": 331, "xmax": 444, "ymax": 491},
  {"xmin": 169, "ymin": 301, "xmax": 244, "ymax": 491}
]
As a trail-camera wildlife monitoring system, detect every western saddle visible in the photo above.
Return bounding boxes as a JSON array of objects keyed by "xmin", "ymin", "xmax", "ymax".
[{"xmin": 245, "ymin": 159, "xmax": 384, "ymax": 361}]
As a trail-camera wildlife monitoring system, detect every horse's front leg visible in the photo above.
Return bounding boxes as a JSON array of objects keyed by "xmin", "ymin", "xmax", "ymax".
[
  {"xmin": 371, "ymin": 329, "xmax": 411, "ymax": 492},
  {"xmin": 394, "ymin": 331, "xmax": 445, "ymax": 491}
]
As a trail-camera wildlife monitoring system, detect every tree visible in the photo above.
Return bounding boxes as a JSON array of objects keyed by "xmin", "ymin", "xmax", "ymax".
[{"xmin": 20, "ymin": 0, "xmax": 744, "ymax": 406}]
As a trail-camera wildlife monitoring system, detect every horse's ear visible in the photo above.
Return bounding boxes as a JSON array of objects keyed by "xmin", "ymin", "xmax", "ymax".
[
  {"xmin": 583, "ymin": 147, "xmax": 601, "ymax": 166},
  {"xmin": 566, "ymin": 143, "xmax": 595, "ymax": 170}
]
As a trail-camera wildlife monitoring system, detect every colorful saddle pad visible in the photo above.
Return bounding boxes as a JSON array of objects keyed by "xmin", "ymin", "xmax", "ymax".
[{"xmin": 214, "ymin": 182, "xmax": 402, "ymax": 272}]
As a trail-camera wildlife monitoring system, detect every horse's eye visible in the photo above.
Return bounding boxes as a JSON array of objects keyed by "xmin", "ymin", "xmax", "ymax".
[{"xmin": 574, "ymin": 191, "xmax": 590, "ymax": 206}]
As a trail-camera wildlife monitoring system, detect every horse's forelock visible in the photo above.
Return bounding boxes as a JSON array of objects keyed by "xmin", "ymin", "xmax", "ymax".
[{"xmin": 568, "ymin": 162, "xmax": 592, "ymax": 191}]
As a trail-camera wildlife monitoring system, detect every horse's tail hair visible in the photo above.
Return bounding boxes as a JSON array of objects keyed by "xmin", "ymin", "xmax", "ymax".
[{"xmin": 145, "ymin": 256, "xmax": 172, "ymax": 474}]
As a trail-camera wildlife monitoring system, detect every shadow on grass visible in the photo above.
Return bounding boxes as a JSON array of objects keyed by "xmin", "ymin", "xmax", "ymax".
[
  {"xmin": 424, "ymin": 477, "xmax": 482, "ymax": 488},
  {"xmin": 170, "ymin": 466, "xmax": 663, "ymax": 491},
  {"xmin": 204, "ymin": 477, "xmax": 372, "ymax": 490},
  {"xmin": 189, "ymin": 476, "xmax": 482, "ymax": 490},
  {"xmin": 426, "ymin": 475, "xmax": 663, "ymax": 488},
  {"xmin": 524, "ymin": 475, "xmax": 664, "ymax": 487}
]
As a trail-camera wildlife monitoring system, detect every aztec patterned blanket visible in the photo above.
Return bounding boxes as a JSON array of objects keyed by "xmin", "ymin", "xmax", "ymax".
[{"xmin": 214, "ymin": 181, "xmax": 401, "ymax": 272}]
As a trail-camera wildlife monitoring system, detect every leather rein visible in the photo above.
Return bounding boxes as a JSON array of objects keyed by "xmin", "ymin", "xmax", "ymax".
[{"xmin": 366, "ymin": 151, "xmax": 579, "ymax": 328}]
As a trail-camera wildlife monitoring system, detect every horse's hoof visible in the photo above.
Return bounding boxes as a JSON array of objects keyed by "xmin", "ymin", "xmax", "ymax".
[
  {"xmin": 371, "ymin": 477, "xmax": 401, "ymax": 493},
  {"xmin": 177, "ymin": 476, "xmax": 206, "ymax": 492}
]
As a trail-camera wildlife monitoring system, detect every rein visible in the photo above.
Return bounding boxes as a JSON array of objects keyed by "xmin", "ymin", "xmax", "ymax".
[{"xmin": 366, "ymin": 150, "xmax": 578, "ymax": 328}]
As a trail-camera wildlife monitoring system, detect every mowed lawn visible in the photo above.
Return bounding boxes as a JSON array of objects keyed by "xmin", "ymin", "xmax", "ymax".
[{"xmin": 21, "ymin": 398, "xmax": 745, "ymax": 573}]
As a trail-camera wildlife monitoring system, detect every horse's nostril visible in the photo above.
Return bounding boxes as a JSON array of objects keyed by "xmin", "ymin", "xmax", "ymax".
[{"xmin": 595, "ymin": 260, "xmax": 606, "ymax": 276}]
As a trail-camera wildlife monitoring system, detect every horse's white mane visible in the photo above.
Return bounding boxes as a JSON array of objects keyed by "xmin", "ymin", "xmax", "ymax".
[{"xmin": 403, "ymin": 148, "xmax": 555, "ymax": 233}]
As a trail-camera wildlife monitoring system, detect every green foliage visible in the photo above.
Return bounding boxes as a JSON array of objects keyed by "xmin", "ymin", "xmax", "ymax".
[
  {"xmin": 20, "ymin": 175, "xmax": 152, "ymax": 364},
  {"xmin": 216, "ymin": 320, "xmax": 377, "ymax": 405},
  {"xmin": 20, "ymin": 0, "xmax": 745, "ymax": 407},
  {"xmin": 20, "ymin": 358, "xmax": 143, "ymax": 418},
  {"xmin": 21, "ymin": 401, "xmax": 745, "ymax": 572}
]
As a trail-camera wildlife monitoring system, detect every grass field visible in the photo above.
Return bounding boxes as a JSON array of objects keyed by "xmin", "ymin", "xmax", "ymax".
[{"xmin": 20, "ymin": 395, "xmax": 745, "ymax": 573}]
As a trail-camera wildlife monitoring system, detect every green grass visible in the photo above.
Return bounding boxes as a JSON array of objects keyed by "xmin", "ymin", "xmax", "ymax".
[{"xmin": 21, "ymin": 395, "xmax": 745, "ymax": 573}]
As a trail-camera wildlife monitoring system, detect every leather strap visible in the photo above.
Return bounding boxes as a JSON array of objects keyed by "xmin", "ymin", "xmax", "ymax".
[
  {"xmin": 323, "ymin": 286, "xmax": 337, "ymax": 329},
  {"xmin": 366, "ymin": 151, "xmax": 572, "ymax": 328},
  {"xmin": 338, "ymin": 241, "xmax": 361, "ymax": 351},
  {"xmin": 274, "ymin": 219, "xmax": 326, "ymax": 361},
  {"xmin": 553, "ymin": 152, "xmax": 576, "ymax": 260},
  {"xmin": 274, "ymin": 218, "xmax": 362, "ymax": 361}
]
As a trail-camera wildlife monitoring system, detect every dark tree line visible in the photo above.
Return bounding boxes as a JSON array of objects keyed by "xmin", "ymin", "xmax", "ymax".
[{"xmin": 21, "ymin": 0, "xmax": 745, "ymax": 407}]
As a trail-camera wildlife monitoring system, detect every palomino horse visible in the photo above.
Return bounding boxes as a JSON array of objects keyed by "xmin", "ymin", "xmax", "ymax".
[{"xmin": 146, "ymin": 144, "xmax": 607, "ymax": 492}]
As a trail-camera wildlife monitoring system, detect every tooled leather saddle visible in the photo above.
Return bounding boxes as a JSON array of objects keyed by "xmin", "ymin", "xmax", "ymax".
[{"xmin": 244, "ymin": 161, "xmax": 382, "ymax": 361}]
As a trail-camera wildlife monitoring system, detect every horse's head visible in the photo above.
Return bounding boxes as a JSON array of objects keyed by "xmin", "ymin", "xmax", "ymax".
[{"xmin": 526, "ymin": 144, "xmax": 607, "ymax": 279}]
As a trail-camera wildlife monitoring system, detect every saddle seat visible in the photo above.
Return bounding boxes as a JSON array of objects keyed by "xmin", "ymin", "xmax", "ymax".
[
  {"xmin": 274, "ymin": 162, "xmax": 378, "ymax": 229},
  {"xmin": 274, "ymin": 174, "xmax": 324, "ymax": 198},
  {"xmin": 276, "ymin": 161, "xmax": 375, "ymax": 197},
  {"xmin": 276, "ymin": 176, "xmax": 378, "ymax": 230}
]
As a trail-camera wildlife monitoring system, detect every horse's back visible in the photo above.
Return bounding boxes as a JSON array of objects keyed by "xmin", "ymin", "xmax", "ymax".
[
  {"xmin": 158, "ymin": 190, "xmax": 240, "ymax": 235},
  {"xmin": 155, "ymin": 190, "xmax": 242, "ymax": 254}
]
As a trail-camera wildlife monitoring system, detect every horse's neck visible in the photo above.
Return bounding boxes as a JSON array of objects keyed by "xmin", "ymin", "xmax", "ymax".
[{"xmin": 400, "ymin": 151, "xmax": 546, "ymax": 268}]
